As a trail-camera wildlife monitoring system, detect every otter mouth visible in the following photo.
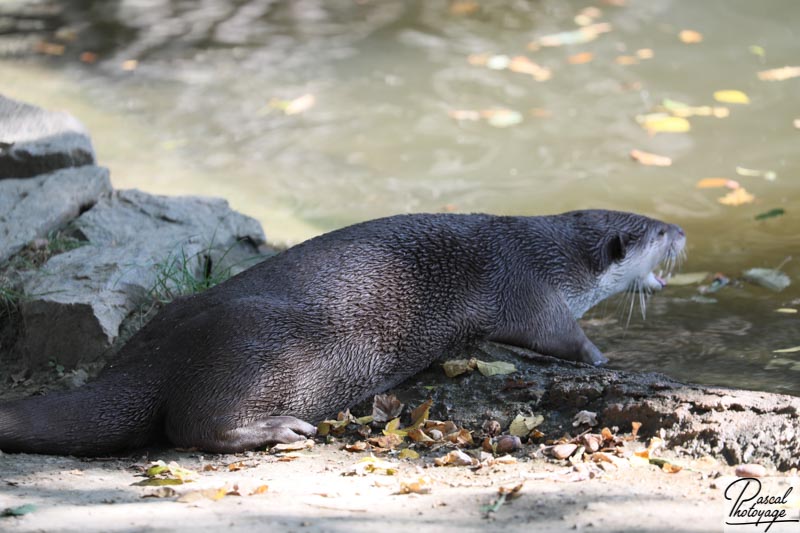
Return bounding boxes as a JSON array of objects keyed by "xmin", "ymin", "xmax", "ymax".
[{"xmin": 643, "ymin": 271, "xmax": 668, "ymax": 291}]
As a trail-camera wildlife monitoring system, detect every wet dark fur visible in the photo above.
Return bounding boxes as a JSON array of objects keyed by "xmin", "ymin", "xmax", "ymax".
[{"xmin": 0, "ymin": 211, "xmax": 682, "ymax": 456}]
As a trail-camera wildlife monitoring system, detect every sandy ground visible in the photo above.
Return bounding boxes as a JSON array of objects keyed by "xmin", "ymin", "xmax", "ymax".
[{"xmin": 3, "ymin": 443, "xmax": 792, "ymax": 533}]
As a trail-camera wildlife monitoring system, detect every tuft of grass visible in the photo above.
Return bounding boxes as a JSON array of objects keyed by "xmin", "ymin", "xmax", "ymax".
[
  {"xmin": 0, "ymin": 285, "xmax": 24, "ymax": 317},
  {"xmin": 148, "ymin": 241, "xmax": 242, "ymax": 305},
  {"xmin": 9, "ymin": 229, "xmax": 87, "ymax": 272}
]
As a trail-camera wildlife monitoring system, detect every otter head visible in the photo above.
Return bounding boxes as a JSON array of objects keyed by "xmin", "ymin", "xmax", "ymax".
[{"xmin": 566, "ymin": 210, "xmax": 686, "ymax": 313}]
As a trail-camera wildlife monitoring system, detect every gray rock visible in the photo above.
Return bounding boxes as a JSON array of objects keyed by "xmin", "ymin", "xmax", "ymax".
[
  {"xmin": 20, "ymin": 188, "xmax": 267, "ymax": 369},
  {"xmin": 0, "ymin": 166, "xmax": 112, "ymax": 262},
  {"xmin": 0, "ymin": 94, "xmax": 95, "ymax": 178}
]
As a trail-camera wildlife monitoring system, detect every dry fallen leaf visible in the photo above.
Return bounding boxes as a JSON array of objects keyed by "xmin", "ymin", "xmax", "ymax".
[
  {"xmin": 508, "ymin": 414, "xmax": 544, "ymax": 437},
  {"xmin": 372, "ymin": 394, "xmax": 404, "ymax": 422},
  {"xmin": 344, "ymin": 441, "xmax": 369, "ymax": 452},
  {"xmin": 409, "ymin": 399, "xmax": 433, "ymax": 429},
  {"xmin": 398, "ymin": 448, "xmax": 420, "ymax": 460},
  {"xmin": 177, "ymin": 487, "xmax": 228, "ymax": 503},
  {"xmin": 678, "ymin": 30, "xmax": 703, "ymax": 43},
  {"xmin": 630, "ymin": 149, "xmax": 672, "ymax": 167},
  {"xmin": 399, "ymin": 475, "xmax": 432, "ymax": 494},
  {"xmin": 718, "ymin": 187, "xmax": 755, "ymax": 206},
  {"xmin": 434, "ymin": 449, "xmax": 474, "ymax": 466},
  {"xmin": 474, "ymin": 360, "xmax": 516, "ymax": 376},
  {"xmin": 572, "ymin": 410, "xmax": 598, "ymax": 427},
  {"xmin": 661, "ymin": 462, "xmax": 683, "ymax": 473}
]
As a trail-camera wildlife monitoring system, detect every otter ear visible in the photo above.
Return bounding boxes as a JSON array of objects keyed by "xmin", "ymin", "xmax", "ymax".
[{"xmin": 603, "ymin": 233, "xmax": 630, "ymax": 265}]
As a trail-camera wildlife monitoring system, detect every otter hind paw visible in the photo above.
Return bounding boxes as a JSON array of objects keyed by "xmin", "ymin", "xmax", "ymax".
[{"xmin": 258, "ymin": 415, "xmax": 318, "ymax": 444}]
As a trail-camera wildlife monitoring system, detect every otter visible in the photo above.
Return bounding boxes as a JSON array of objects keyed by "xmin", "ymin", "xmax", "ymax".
[{"xmin": 0, "ymin": 210, "xmax": 685, "ymax": 456}]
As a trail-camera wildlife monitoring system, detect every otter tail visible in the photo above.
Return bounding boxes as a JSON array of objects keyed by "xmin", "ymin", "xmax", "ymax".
[{"xmin": 0, "ymin": 372, "xmax": 163, "ymax": 456}]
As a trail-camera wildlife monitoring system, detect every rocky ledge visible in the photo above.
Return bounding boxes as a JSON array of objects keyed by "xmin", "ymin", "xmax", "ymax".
[{"xmin": 0, "ymin": 94, "xmax": 797, "ymax": 471}]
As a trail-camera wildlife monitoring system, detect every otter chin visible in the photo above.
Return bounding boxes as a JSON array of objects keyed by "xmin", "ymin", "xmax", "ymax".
[{"xmin": 0, "ymin": 210, "xmax": 685, "ymax": 456}]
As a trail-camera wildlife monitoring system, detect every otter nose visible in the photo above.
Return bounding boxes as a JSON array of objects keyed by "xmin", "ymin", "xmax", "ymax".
[{"xmin": 672, "ymin": 224, "xmax": 685, "ymax": 237}]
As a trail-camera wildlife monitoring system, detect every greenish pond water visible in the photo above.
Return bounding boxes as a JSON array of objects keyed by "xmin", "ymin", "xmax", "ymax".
[{"xmin": 1, "ymin": 0, "xmax": 798, "ymax": 395}]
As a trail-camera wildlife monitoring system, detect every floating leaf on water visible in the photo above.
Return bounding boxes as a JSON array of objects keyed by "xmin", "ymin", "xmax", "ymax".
[
  {"xmin": 574, "ymin": 6, "xmax": 602, "ymax": 26},
  {"xmin": 742, "ymin": 268, "xmax": 791, "ymax": 292},
  {"xmin": 794, "ymin": 118, "xmax": 800, "ymax": 129},
  {"xmin": 284, "ymin": 94, "xmax": 315, "ymax": 115},
  {"xmin": 615, "ymin": 55, "xmax": 638, "ymax": 65},
  {"xmin": 636, "ymin": 48, "xmax": 654, "ymax": 59},
  {"xmin": 35, "ymin": 41, "xmax": 65, "ymax": 56},
  {"xmin": 121, "ymin": 59, "xmax": 138, "ymax": 71},
  {"xmin": 467, "ymin": 53, "xmax": 489, "ymax": 66},
  {"xmin": 717, "ymin": 187, "xmax": 754, "ymax": 206},
  {"xmin": 629, "ymin": 149, "xmax": 672, "ymax": 167},
  {"xmin": 735, "ymin": 166, "xmax": 776, "ymax": 181},
  {"xmin": 638, "ymin": 113, "xmax": 691, "ymax": 133},
  {"xmin": 449, "ymin": 1, "xmax": 479, "ymax": 15},
  {"xmin": 757, "ymin": 66, "xmax": 800, "ymax": 81},
  {"xmin": 535, "ymin": 22, "xmax": 611, "ymax": 47},
  {"xmin": 80, "ymin": 51, "xmax": 98, "ymax": 64},
  {"xmin": 667, "ymin": 272, "xmax": 710, "ymax": 286},
  {"xmin": 713, "ymin": 90, "xmax": 750, "ymax": 104},
  {"xmin": 486, "ymin": 54, "xmax": 510, "ymax": 70},
  {"xmin": 448, "ymin": 109, "xmax": 481, "ymax": 121},
  {"xmin": 568, "ymin": 52, "xmax": 594, "ymax": 64},
  {"xmin": 474, "ymin": 360, "xmax": 516, "ymax": 376},
  {"xmin": 696, "ymin": 178, "xmax": 739, "ymax": 189},
  {"xmin": 773, "ymin": 346, "xmax": 800, "ymax": 353},
  {"xmin": 661, "ymin": 99, "xmax": 728, "ymax": 118},
  {"xmin": 754, "ymin": 208, "xmax": 785, "ymax": 221},
  {"xmin": 678, "ymin": 30, "xmax": 703, "ymax": 43},
  {"xmin": 748, "ymin": 45, "xmax": 766, "ymax": 58},
  {"xmin": 775, "ymin": 308, "xmax": 797, "ymax": 314},
  {"xmin": 507, "ymin": 56, "xmax": 551, "ymax": 81},
  {"xmin": 483, "ymin": 109, "xmax": 523, "ymax": 128}
]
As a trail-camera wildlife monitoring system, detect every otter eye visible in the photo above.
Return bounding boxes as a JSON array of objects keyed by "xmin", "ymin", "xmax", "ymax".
[{"xmin": 658, "ymin": 229, "xmax": 666, "ymax": 237}]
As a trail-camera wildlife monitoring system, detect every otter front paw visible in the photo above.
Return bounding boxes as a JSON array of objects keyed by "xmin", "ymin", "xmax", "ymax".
[{"xmin": 580, "ymin": 341, "xmax": 608, "ymax": 366}]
